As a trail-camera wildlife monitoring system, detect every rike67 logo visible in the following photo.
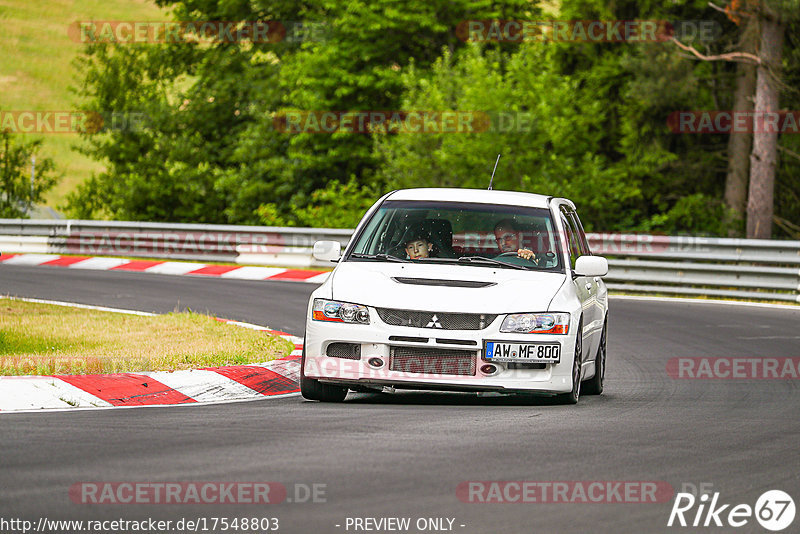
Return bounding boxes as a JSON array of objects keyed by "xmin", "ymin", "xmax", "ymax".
[{"xmin": 668, "ymin": 489, "xmax": 795, "ymax": 531}]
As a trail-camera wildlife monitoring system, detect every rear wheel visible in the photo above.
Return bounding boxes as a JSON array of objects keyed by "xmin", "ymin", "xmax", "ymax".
[
  {"xmin": 556, "ymin": 320, "xmax": 582, "ymax": 405},
  {"xmin": 300, "ymin": 340, "xmax": 347, "ymax": 402},
  {"xmin": 583, "ymin": 318, "xmax": 607, "ymax": 395}
]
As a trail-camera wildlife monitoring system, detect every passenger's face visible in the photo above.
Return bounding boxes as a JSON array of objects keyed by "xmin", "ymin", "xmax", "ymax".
[
  {"xmin": 494, "ymin": 226, "xmax": 520, "ymax": 252},
  {"xmin": 405, "ymin": 239, "xmax": 431, "ymax": 259}
]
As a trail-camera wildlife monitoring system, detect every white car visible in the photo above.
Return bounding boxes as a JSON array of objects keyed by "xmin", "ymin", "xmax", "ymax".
[{"xmin": 301, "ymin": 188, "xmax": 609, "ymax": 404}]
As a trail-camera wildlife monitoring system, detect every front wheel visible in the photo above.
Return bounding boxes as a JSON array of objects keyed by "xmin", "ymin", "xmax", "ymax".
[
  {"xmin": 300, "ymin": 340, "xmax": 347, "ymax": 402},
  {"xmin": 582, "ymin": 318, "xmax": 607, "ymax": 396},
  {"xmin": 556, "ymin": 320, "xmax": 582, "ymax": 405}
]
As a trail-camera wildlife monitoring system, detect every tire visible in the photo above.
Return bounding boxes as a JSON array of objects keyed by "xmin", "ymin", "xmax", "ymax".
[
  {"xmin": 556, "ymin": 319, "xmax": 582, "ymax": 405},
  {"xmin": 300, "ymin": 339, "xmax": 348, "ymax": 402},
  {"xmin": 582, "ymin": 318, "xmax": 607, "ymax": 396}
]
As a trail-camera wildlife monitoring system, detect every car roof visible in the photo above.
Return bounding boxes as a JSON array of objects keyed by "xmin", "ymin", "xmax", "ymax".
[{"xmin": 385, "ymin": 188, "xmax": 555, "ymax": 209}]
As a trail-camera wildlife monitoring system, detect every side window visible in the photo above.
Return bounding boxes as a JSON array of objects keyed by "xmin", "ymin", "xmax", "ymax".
[
  {"xmin": 568, "ymin": 211, "xmax": 591, "ymax": 256},
  {"xmin": 559, "ymin": 211, "xmax": 581, "ymax": 269}
]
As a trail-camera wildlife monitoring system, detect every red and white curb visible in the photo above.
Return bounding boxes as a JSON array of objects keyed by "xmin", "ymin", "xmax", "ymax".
[
  {"xmin": 0, "ymin": 299, "xmax": 304, "ymax": 413},
  {"xmin": 0, "ymin": 253, "xmax": 329, "ymax": 283}
]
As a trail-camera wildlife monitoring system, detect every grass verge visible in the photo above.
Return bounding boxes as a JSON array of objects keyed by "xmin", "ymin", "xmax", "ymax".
[
  {"xmin": 0, "ymin": 299, "xmax": 293, "ymax": 375},
  {"xmin": 0, "ymin": 0, "xmax": 167, "ymax": 208}
]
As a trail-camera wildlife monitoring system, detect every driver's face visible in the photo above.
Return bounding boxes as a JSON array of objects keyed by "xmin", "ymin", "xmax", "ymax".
[{"xmin": 494, "ymin": 226, "xmax": 520, "ymax": 252}]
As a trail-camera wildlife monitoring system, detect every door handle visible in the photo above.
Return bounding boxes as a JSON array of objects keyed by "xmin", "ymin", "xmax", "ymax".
[
  {"xmin": 585, "ymin": 283, "xmax": 592, "ymax": 291},
  {"xmin": 594, "ymin": 277, "xmax": 600, "ymax": 282}
]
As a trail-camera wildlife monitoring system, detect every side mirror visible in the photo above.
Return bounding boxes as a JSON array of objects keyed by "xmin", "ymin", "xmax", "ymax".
[
  {"xmin": 574, "ymin": 256, "xmax": 608, "ymax": 277},
  {"xmin": 313, "ymin": 240, "xmax": 342, "ymax": 262}
]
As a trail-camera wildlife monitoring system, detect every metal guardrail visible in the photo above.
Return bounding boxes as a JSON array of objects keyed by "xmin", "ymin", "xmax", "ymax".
[
  {"xmin": 0, "ymin": 219, "xmax": 352, "ymax": 267},
  {"xmin": 1, "ymin": 219, "xmax": 799, "ymax": 302}
]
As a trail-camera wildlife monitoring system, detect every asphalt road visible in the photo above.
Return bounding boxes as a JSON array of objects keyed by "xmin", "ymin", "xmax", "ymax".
[{"xmin": 2, "ymin": 264, "xmax": 800, "ymax": 534}]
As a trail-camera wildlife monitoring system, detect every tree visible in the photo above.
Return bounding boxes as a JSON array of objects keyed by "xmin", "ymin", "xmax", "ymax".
[
  {"xmin": 664, "ymin": 0, "xmax": 800, "ymax": 237},
  {"xmin": 68, "ymin": 0, "xmax": 536, "ymax": 224},
  {"xmin": 0, "ymin": 130, "xmax": 58, "ymax": 218},
  {"xmin": 724, "ymin": 14, "xmax": 757, "ymax": 235},
  {"xmin": 746, "ymin": 2, "xmax": 788, "ymax": 238}
]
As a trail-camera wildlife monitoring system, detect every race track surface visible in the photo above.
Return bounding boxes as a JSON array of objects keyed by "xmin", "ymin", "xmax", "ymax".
[{"xmin": 2, "ymin": 264, "xmax": 799, "ymax": 534}]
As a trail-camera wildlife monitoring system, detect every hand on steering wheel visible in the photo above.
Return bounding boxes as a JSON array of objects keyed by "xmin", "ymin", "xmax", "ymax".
[{"xmin": 497, "ymin": 250, "xmax": 539, "ymax": 264}]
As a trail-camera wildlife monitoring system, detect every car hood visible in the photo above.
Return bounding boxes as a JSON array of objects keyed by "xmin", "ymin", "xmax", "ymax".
[{"xmin": 329, "ymin": 260, "xmax": 566, "ymax": 313}]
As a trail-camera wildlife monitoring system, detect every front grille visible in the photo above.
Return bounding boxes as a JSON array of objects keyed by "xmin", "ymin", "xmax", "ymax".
[
  {"xmin": 435, "ymin": 338, "xmax": 478, "ymax": 346},
  {"xmin": 326, "ymin": 342, "xmax": 361, "ymax": 360},
  {"xmin": 389, "ymin": 346, "xmax": 476, "ymax": 376},
  {"xmin": 376, "ymin": 308, "xmax": 496, "ymax": 330},
  {"xmin": 389, "ymin": 336, "xmax": 429, "ymax": 343}
]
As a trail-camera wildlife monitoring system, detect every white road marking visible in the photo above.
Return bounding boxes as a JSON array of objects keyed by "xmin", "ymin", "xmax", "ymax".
[
  {"xmin": 0, "ymin": 377, "xmax": 111, "ymax": 410},
  {"xmin": 145, "ymin": 262, "xmax": 207, "ymax": 275},
  {"xmin": 142, "ymin": 369, "xmax": 269, "ymax": 402},
  {"xmin": 221, "ymin": 266, "xmax": 287, "ymax": 280},
  {"xmin": 1, "ymin": 254, "xmax": 61, "ymax": 265},
  {"xmin": 69, "ymin": 257, "xmax": 128, "ymax": 270},
  {"xmin": 0, "ymin": 296, "xmax": 156, "ymax": 316}
]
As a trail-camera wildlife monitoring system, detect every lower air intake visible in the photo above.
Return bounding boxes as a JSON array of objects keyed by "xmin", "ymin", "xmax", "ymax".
[
  {"xmin": 326, "ymin": 342, "xmax": 361, "ymax": 360},
  {"xmin": 389, "ymin": 346, "xmax": 476, "ymax": 376}
]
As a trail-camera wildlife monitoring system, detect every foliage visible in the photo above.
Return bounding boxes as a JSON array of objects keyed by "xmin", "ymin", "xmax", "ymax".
[
  {"xmin": 256, "ymin": 177, "xmax": 380, "ymax": 228},
  {"xmin": 0, "ymin": 131, "xmax": 59, "ymax": 218},
  {"xmin": 64, "ymin": 0, "xmax": 800, "ymax": 237}
]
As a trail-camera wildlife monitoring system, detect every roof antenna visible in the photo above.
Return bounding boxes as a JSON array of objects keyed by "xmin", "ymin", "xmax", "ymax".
[{"xmin": 488, "ymin": 154, "xmax": 501, "ymax": 190}]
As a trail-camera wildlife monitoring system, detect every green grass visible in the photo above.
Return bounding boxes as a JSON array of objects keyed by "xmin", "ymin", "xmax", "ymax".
[
  {"xmin": 0, "ymin": 0, "xmax": 168, "ymax": 210},
  {"xmin": 0, "ymin": 298, "xmax": 294, "ymax": 375}
]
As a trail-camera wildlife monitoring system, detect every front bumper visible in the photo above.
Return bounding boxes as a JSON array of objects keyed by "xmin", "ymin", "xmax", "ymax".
[{"xmin": 303, "ymin": 311, "xmax": 578, "ymax": 394}]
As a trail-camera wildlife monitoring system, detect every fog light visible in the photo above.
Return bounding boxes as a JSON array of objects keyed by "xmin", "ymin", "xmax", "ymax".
[
  {"xmin": 368, "ymin": 357, "xmax": 384, "ymax": 368},
  {"xmin": 480, "ymin": 364, "xmax": 497, "ymax": 375}
]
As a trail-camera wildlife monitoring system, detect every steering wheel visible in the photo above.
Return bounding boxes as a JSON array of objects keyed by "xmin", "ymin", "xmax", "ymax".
[{"xmin": 496, "ymin": 251, "xmax": 535, "ymax": 262}]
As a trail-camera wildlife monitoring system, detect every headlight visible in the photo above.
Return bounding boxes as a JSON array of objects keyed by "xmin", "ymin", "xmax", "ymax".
[
  {"xmin": 312, "ymin": 299, "xmax": 370, "ymax": 324},
  {"xmin": 500, "ymin": 313, "xmax": 569, "ymax": 334}
]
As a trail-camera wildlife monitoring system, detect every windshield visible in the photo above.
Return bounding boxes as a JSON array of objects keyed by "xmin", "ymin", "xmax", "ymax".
[{"xmin": 348, "ymin": 200, "xmax": 563, "ymax": 272}]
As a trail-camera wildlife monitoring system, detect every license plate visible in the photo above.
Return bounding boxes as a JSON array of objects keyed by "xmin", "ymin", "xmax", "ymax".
[{"xmin": 484, "ymin": 341, "xmax": 561, "ymax": 363}]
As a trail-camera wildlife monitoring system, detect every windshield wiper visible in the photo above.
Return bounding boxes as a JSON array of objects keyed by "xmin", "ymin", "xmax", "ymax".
[
  {"xmin": 456, "ymin": 256, "xmax": 528, "ymax": 270},
  {"xmin": 350, "ymin": 252, "xmax": 410, "ymax": 263}
]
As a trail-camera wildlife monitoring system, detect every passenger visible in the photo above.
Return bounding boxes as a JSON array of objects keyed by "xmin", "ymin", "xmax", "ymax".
[{"xmin": 404, "ymin": 231, "xmax": 434, "ymax": 260}]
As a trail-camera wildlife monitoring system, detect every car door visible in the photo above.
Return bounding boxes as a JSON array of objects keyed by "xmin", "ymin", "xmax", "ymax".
[
  {"xmin": 568, "ymin": 209, "xmax": 606, "ymax": 335},
  {"xmin": 558, "ymin": 208, "xmax": 594, "ymax": 367},
  {"xmin": 566, "ymin": 209, "xmax": 604, "ymax": 357}
]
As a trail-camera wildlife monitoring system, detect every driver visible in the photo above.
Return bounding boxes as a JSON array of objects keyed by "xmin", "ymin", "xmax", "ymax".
[{"xmin": 493, "ymin": 219, "xmax": 540, "ymax": 264}]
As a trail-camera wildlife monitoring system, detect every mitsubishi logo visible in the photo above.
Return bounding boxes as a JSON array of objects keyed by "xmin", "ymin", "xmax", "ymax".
[{"xmin": 425, "ymin": 314, "xmax": 443, "ymax": 328}]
